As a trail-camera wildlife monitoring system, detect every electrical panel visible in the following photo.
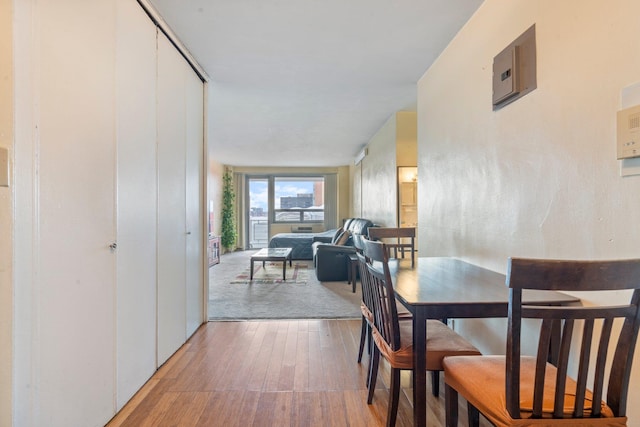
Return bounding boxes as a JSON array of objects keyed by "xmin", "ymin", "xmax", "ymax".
[
  {"xmin": 493, "ymin": 45, "xmax": 520, "ymax": 105},
  {"xmin": 492, "ymin": 25, "xmax": 537, "ymax": 110},
  {"xmin": 617, "ymin": 105, "xmax": 640, "ymax": 159}
]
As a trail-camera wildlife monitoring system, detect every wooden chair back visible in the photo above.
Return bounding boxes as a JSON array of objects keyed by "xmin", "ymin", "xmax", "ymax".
[
  {"xmin": 367, "ymin": 227, "xmax": 415, "ymax": 267},
  {"xmin": 505, "ymin": 257, "xmax": 640, "ymax": 419},
  {"xmin": 356, "ymin": 250, "xmax": 374, "ymax": 320},
  {"xmin": 362, "ymin": 239, "xmax": 401, "ymax": 351}
]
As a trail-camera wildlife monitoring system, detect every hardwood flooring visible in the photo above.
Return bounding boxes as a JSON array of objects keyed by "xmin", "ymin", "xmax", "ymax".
[{"xmin": 106, "ymin": 319, "xmax": 487, "ymax": 427}]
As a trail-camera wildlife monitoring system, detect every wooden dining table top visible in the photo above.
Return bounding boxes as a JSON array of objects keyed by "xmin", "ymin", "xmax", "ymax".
[{"xmin": 391, "ymin": 257, "xmax": 580, "ymax": 318}]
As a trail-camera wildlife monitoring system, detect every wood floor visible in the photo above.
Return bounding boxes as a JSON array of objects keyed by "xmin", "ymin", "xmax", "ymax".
[{"xmin": 106, "ymin": 319, "xmax": 486, "ymax": 427}]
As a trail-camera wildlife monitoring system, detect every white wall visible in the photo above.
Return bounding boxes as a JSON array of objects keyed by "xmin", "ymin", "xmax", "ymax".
[
  {"xmin": 354, "ymin": 111, "xmax": 417, "ymax": 225},
  {"xmin": 0, "ymin": 0, "xmax": 13, "ymax": 425},
  {"xmin": 417, "ymin": 0, "xmax": 640, "ymax": 423},
  {"xmin": 362, "ymin": 114, "xmax": 398, "ymax": 226}
]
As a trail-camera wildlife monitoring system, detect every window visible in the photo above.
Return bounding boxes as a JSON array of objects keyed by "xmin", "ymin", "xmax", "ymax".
[{"xmin": 273, "ymin": 176, "xmax": 324, "ymax": 223}]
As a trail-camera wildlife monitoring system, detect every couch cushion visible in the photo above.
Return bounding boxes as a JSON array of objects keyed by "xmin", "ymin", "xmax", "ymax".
[{"xmin": 345, "ymin": 218, "xmax": 373, "ymax": 236}]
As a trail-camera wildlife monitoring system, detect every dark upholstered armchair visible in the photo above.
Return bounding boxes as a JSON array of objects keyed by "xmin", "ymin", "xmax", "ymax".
[{"xmin": 312, "ymin": 218, "xmax": 375, "ymax": 281}]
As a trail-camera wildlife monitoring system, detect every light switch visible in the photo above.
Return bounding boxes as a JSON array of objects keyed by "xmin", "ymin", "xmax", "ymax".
[{"xmin": 0, "ymin": 147, "xmax": 8, "ymax": 187}]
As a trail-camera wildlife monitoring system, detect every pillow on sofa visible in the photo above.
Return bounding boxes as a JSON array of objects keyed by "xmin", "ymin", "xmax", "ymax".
[
  {"xmin": 335, "ymin": 230, "xmax": 351, "ymax": 245},
  {"xmin": 331, "ymin": 227, "xmax": 344, "ymax": 244}
]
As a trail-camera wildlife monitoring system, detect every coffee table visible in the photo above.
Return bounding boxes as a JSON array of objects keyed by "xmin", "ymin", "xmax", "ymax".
[{"xmin": 250, "ymin": 248, "xmax": 293, "ymax": 280}]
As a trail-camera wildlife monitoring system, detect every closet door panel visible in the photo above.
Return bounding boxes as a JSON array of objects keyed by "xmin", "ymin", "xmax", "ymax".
[
  {"xmin": 35, "ymin": 1, "xmax": 116, "ymax": 425},
  {"xmin": 185, "ymin": 71, "xmax": 204, "ymax": 336},
  {"xmin": 115, "ymin": 0, "xmax": 157, "ymax": 409},
  {"xmin": 157, "ymin": 32, "xmax": 187, "ymax": 365}
]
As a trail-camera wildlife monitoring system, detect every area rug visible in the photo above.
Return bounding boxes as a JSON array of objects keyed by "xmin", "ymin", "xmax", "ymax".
[
  {"xmin": 230, "ymin": 262, "xmax": 308, "ymax": 284},
  {"xmin": 209, "ymin": 251, "xmax": 362, "ymax": 320}
]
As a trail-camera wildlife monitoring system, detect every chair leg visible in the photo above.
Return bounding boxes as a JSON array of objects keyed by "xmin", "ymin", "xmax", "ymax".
[
  {"xmin": 357, "ymin": 316, "xmax": 366, "ymax": 363},
  {"xmin": 467, "ymin": 403, "xmax": 480, "ymax": 427},
  {"xmin": 365, "ymin": 326, "xmax": 374, "ymax": 387},
  {"xmin": 445, "ymin": 384, "xmax": 459, "ymax": 427},
  {"xmin": 387, "ymin": 368, "xmax": 401, "ymax": 427},
  {"xmin": 367, "ymin": 347, "xmax": 380, "ymax": 404},
  {"xmin": 431, "ymin": 370, "xmax": 440, "ymax": 397}
]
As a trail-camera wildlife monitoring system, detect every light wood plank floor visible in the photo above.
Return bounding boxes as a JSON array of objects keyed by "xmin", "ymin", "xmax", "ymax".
[{"xmin": 106, "ymin": 319, "xmax": 488, "ymax": 427}]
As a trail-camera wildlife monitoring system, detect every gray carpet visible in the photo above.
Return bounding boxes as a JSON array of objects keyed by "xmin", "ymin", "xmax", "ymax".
[{"xmin": 208, "ymin": 250, "xmax": 362, "ymax": 320}]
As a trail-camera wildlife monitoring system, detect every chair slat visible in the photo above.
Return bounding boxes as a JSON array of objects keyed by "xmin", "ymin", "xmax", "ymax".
[
  {"xmin": 506, "ymin": 288, "xmax": 522, "ymax": 418},
  {"xmin": 552, "ymin": 319, "xmax": 573, "ymax": 418},
  {"xmin": 532, "ymin": 318, "xmax": 553, "ymax": 417},
  {"xmin": 573, "ymin": 319, "xmax": 594, "ymax": 417},
  {"xmin": 591, "ymin": 318, "xmax": 613, "ymax": 417}
]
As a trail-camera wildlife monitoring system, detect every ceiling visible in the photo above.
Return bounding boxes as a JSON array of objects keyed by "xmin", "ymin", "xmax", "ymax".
[{"xmin": 148, "ymin": 0, "xmax": 484, "ymax": 167}]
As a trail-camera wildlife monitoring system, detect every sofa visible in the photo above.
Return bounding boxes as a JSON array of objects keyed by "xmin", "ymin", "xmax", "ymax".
[
  {"xmin": 268, "ymin": 228, "xmax": 337, "ymax": 260},
  {"xmin": 312, "ymin": 218, "xmax": 375, "ymax": 281}
]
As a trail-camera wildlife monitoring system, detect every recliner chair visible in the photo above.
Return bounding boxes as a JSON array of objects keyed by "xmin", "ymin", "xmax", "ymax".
[{"xmin": 312, "ymin": 218, "xmax": 374, "ymax": 281}]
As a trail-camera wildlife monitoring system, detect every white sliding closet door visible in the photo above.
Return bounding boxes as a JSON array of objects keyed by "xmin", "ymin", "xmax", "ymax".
[
  {"xmin": 115, "ymin": 0, "xmax": 158, "ymax": 409},
  {"xmin": 185, "ymin": 72, "xmax": 204, "ymax": 336},
  {"xmin": 34, "ymin": 1, "xmax": 116, "ymax": 425},
  {"xmin": 157, "ymin": 31, "xmax": 194, "ymax": 365}
]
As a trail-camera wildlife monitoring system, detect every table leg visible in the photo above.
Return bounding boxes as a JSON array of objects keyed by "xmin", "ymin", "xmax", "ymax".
[
  {"xmin": 282, "ymin": 259, "xmax": 286, "ymax": 280},
  {"xmin": 250, "ymin": 259, "xmax": 255, "ymax": 280},
  {"xmin": 413, "ymin": 310, "xmax": 427, "ymax": 427}
]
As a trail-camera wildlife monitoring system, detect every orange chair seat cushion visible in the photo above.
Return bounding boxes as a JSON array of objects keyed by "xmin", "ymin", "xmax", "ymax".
[
  {"xmin": 371, "ymin": 320, "xmax": 481, "ymax": 371},
  {"xmin": 361, "ymin": 303, "xmax": 411, "ymax": 325},
  {"xmin": 360, "ymin": 303, "xmax": 374, "ymax": 324},
  {"xmin": 443, "ymin": 355, "xmax": 625, "ymax": 427}
]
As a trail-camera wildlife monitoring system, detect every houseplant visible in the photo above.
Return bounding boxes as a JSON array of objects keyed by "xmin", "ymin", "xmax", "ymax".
[{"xmin": 221, "ymin": 169, "xmax": 237, "ymax": 252}]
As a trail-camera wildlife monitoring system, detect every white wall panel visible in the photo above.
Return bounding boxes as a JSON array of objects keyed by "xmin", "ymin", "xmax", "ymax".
[
  {"xmin": 35, "ymin": 1, "xmax": 116, "ymax": 425},
  {"xmin": 185, "ymin": 71, "xmax": 204, "ymax": 337},
  {"xmin": 157, "ymin": 31, "xmax": 188, "ymax": 365},
  {"xmin": 115, "ymin": 0, "xmax": 158, "ymax": 409}
]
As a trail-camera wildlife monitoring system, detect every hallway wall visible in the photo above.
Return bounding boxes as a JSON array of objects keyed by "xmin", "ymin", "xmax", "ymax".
[{"xmin": 417, "ymin": 0, "xmax": 640, "ymax": 422}]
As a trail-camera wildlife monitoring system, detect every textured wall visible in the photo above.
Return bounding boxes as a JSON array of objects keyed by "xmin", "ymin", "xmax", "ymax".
[
  {"xmin": 362, "ymin": 114, "xmax": 398, "ymax": 226},
  {"xmin": 417, "ymin": 0, "xmax": 640, "ymax": 421}
]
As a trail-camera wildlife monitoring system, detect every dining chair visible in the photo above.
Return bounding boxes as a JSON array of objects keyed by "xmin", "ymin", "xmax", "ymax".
[
  {"xmin": 362, "ymin": 239, "xmax": 481, "ymax": 427},
  {"xmin": 368, "ymin": 226, "xmax": 416, "ymax": 267},
  {"xmin": 443, "ymin": 257, "xmax": 640, "ymax": 427},
  {"xmin": 356, "ymin": 246, "xmax": 419, "ymax": 392}
]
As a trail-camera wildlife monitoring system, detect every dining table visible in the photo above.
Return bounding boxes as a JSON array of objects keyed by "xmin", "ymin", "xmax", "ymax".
[{"xmin": 391, "ymin": 257, "xmax": 581, "ymax": 427}]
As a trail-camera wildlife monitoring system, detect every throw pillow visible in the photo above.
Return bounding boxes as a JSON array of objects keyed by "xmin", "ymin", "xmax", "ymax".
[
  {"xmin": 336, "ymin": 230, "xmax": 351, "ymax": 246},
  {"xmin": 331, "ymin": 227, "xmax": 344, "ymax": 244}
]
